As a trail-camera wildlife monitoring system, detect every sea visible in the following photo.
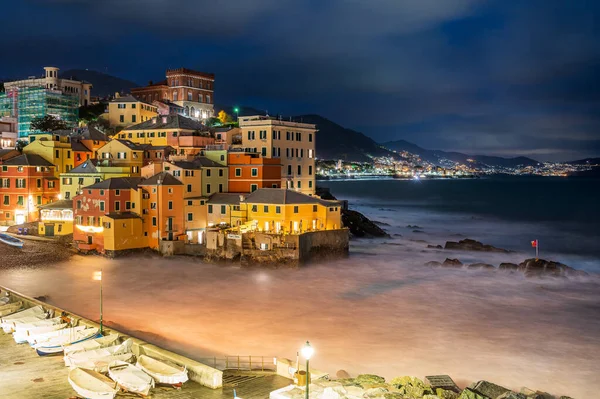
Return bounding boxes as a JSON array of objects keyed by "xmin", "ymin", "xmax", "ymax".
[{"xmin": 0, "ymin": 176, "xmax": 598, "ymax": 397}]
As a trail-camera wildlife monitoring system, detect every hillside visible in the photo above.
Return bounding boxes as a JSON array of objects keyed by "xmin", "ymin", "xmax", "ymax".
[
  {"xmin": 383, "ymin": 140, "xmax": 539, "ymax": 168},
  {"xmin": 567, "ymin": 158, "xmax": 600, "ymax": 165},
  {"xmin": 60, "ymin": 69, "xmax": 139, "ymax": 97}
]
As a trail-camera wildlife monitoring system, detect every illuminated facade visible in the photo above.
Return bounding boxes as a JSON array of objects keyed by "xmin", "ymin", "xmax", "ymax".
[
  {"xmin": 38, "ymin": 199, "xmax": 73, "ymax": 236},
  {"xmin": 108, "ymin": 95, "xmax": 158, "ymax": 128}
]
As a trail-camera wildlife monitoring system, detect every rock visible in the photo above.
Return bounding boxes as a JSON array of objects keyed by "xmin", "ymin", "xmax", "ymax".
[
  {"xmin": 424, "ymin": 395, "xmax": 442, "ymax": 399},
  {"xmin": 442, "ymin": 258, "xmax": 463, "ymax": 267},
  {"xmin": 559, "ymin": 397, "xmax": 575, "ymax": 399},
  {"xmin": 499, "ymin": 263, "xmax": 519, "ymax": 270},
  {"xmin": 497, "ymin": 393, "xmax": 526, "ymax": 399},
  {"xmin": 436, "ymin": 389, "xmax": 460, "ymax": 399},
  {"xmin": 393, "ymin": 234, "xmax": 403, "ymax": 237},
  {"xmin": 458, "ymin": 388, "xmax": 491, "ymax": 399},
  {"xmin": 355, "ymin": 374, "xmax": 386, "ymax": 385},
  {"xmin": 384, "ymin": 393, "xmax": 404, "ymax": 399},
  {"xmin": 390, "ymin": 376, "xmax": 434, "ymax": 397},
  {"xmin": 373, "ymin": 220, "xmax": 391, "ymax": 226},
  {"xmin": 364, "ymin": 387, "xmax": 389, "ymax": 397},
  {"xmin": 426, "ymin": 375, "xmax": 461, "ymax": 394},
  {"xmin": 518, "ymin": 258, "xmax": 588, "ymax": 278},
  {"xmin": 469, "ymin": 380, "xmax": 510, "ymax": 399},
  {"xmin": 444, "ymin": 239, "xmax": 509, "ymax": 253},
  {"xmin": 519, "ymin": 387, "xmax": 549, "ymax": 399},
  {"xmin": 407, "ymin": 225, "xmax": 422, "ymax": 229},
  {"xmin": 413, "ymin": 230, "xmax": 425, "ymax": 233},
  {"xmin": 335, "ymin": 369, "xmax": 351, "ymax": 379},
  {"xmin": 428, "ymin": 245, "xmax": 444, "ymax": 249},
  {"xmin": 467, "ymin": 263, "xmax": 496, "ymax": 270},
  {"xmin": 342, "ymin": 209, "xmax": 390, "ymax": 238},
  {"xmin": 425, "ymin": 261, "xmax": 442, "ymax": 267}
]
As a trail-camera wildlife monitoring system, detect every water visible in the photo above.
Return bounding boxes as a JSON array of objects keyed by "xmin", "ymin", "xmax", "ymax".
[{"xmin": 1, "ymin": 177, "xmax": 599, "ymax": 397}]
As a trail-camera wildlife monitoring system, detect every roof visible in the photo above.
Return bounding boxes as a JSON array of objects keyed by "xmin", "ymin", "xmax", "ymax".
[
  {"xmin": 79, "ymin": 127, "xmax": 109, "ymax": 142},
  {"xmin": 104, "ymin": 212, "xmax": 142, "ymax": 220},
  {"xmin": 39, "ymin": 199, "xmax": 73, "ymax": 210},
  {"xmin": 110, "ymin": 95, "xmax": 146, "ymax": 103},
  {"xmin": 2, "ymin": 154, "xmax": 54, "ymax": 167},
  {"xmin": 153, "ymin": 100, "xmax": 184, "ymax": 110},
  {"xmin": 116, "ymin": 139, "xmax": 146, "ymax": 150},
  {"xmin": 0, "ymin": 149, "xmax": 19, "ymax": 161},
  {"xmin": 138, "ymin": 172, "xmax": 183, "ymax": 186},
  {"xmin": 242, "ymin": 189, "xmax": 341, "ymax": 206},
  {"xmin": 67, "ymin": 159, "xmax": 99, "ymax": 174},
  {"xmin": 123, "ymin": 114, "xmax": 208, "ymax": 131},
  {"xmin": 208, "ymin": 193, "xmax": 242, "ymax": 205},
  {"xmin": 171, "ymin": 157, "xmax": 224, "ymax": 169},
  {"xmin": 83, "ymin": 177, "xmax": 145, "ymax": 190},
  {"xmin": 71, "ymin": 140, "xmax": 91, "ymax": 152}
]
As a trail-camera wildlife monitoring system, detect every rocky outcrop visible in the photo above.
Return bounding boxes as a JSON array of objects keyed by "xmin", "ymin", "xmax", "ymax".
[
  {"xmin": 443, "ymin": 258, "xmax": 463, "ymax": 267},
  {"xmin": 469, "ymin": 380, "xmax": 510, "ymax": 398},
  {"xmin": 499, "ymin": 263, "xmax": 519, "ymax": 270},
  {"xmin": 518, "ymin": 258, "xmax": 588, "ymax": 278},
  {"xmin": 342, "ymin": 209, "xmax": 390, "ymax": 238},
  {"xmin": 424, "ymin": 261, "xmax": 442, "ymax": 267},
  {"xmin": 427, "ymin": 245, "xmax": 443, "ymax": 249},
  {"xmin": 467, "ymin": 263, "xmax": 495, "ymax": 270},
  {"xmin": 445, "ymin": 239, "xmax": 509, "ymax": 253}
]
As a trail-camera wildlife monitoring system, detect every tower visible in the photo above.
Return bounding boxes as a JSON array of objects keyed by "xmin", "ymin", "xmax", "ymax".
[{"xmin": 44, "ymin": 67, "xmax": 60, "ymax": 89}]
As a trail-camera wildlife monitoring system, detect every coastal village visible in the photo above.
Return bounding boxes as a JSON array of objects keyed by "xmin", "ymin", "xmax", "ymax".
[{"xmin": 0, "ymin": 66, "xmax": 348, "ymax": 264}]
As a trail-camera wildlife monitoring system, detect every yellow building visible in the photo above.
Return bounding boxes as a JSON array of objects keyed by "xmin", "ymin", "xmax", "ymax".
[
  {"xmin": 38, "ymin": 199, "xmax": 73, "ymax": 236},
  {"xmin": 207, "ymin": 193, "xmax": 246, "ymax": 228},
  {"xmin": 102, "ymin": 213, "xmax": 147, "ymax": 254},
  {"xmin": 23, "ymin": 132, "xmax": 75, "ymax": 176},
  {"xmin": 241, "ymin": 188, "xmax": 341, "ymax": 234},
  {"xmin": 116, "ymin": 114, "xmax": 209, "ymax": 147},
  {"xmin": 60, "ymin": 159, "xmax": 136, "ymax": 200},
  {"xmin": 184, "ymin": 197, "xmax": 209, "ymax": 244},
  {"xmin": 108, "ymin": 95, "xmax": 158, "ymax": 128},
  {"xmin": 96, "ymin": 139, "xmax": 145, "ymax": 175}
]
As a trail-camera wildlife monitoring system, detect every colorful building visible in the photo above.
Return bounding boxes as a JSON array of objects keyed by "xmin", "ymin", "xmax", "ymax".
[
  {"xmin": 108, "ymin": 95, "xmax": 158, "ymax": 128},
  {"xmin": 96, "ymin": 139, "xmax": 146, "ymax": 175},
  {"xmin": 60, "ymin": 159, "xmax": 137, "ymax": 200},
  {"xmin": 228, "ymin": 151, "xmax": 282, "ymax": 193},
  {"xmin": 207, "ymin": 193, "xmax": 245, "ymax": 228},
  {"xmin": 131, "ymin": 67, "xmax": 214, "ymax": 120},
  {"xmin": 38, "ymin": 199, "xmax": 73, "ymax": 236},
  {"xmin": 0, "ymin": 154, "xmax": 59, "ymax": 225},
  {"xmin": 23, "ymin": 132, "xmax": 75, "ymax": 176},
  {"xmin": 237, "ymin": 116, "xmax": 317, "ymax": 194},
  {"xmin": 162, "ymin": 158, "xmax": 228, "ymax": 196},
  {"xmin": 0, "ymin": 117, "xmax": 18, "ymax": 148},
  {"xmin": 152, "ymin": 100, "xmax": 185, "ymax": 117}
]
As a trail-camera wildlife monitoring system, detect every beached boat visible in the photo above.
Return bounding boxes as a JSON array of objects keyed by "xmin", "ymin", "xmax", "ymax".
[
  {"xmin": 0, "ymin": 233, "xmax": 24, "ymax": 248},
  {"xmin": 68, "ymin": 367, "xmax": 119, "ymax": 399},
  {"xmin": 0, "ymin": 305, "xmax": 48, "ymax": 332},
  {"xmin": 108, "ymin": 360, "xmax": 155, "ymax": 396},
  {"xmin": 30, "ymin": 325, "xmax": 86, "ymax": 346},
  {"xmin": 0, "ymin": 295, "xmax": 10, "ymax": 305},
  {"xmin": 0, "ymin": 301, "xmax": 23, "ymax": 317},
  {"xmin": 70, "ymin": 352, "xmax": 135, "ymax": 373},
  {"xmin": 35, "ymin": 327, "xmax": 100, "ymax": 356},
  {"xmin": 14, "ymin": 321, "xmax": 67, "ymax": 344},
  {"xmin": 13, "ymin": 316, "xmax": 63, "ymax": 332},
  {"xmin": 136, "ymin": 355, "xmax": 189, "ymax": 386},
  {"xmin": 65, "ymin": 338, "xmax": 133, "ymax": 367},
  {"xmin": 63, "ymin": 333, "xmax": 120, "ymax": 357}
]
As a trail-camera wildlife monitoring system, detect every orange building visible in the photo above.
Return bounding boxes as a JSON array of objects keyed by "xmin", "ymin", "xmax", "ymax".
[
  {"xmin": 228, "ymin": 152, "xmax": 282, "ymax": 193},
  {"xmin": 139, "ymin": 172, "xmax": 185, "ymax": 249},
  {"xmin": 0, "ymin": 154, "xmax": 59, "ymax": 225}
]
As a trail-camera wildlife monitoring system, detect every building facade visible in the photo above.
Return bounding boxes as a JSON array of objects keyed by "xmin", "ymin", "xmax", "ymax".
[
  {"xmin": 131, "ymin": 68, "xmax": 214, "ymax": 120},
  {"xmin": 108, "ymin": 95, "xmax": 158, "ymax": 128},
  {"xmin": 0, "ymin": 117, "xmax": 18, "ymax": 148},
  {"xmin": 227, "ymin": 151, "xmax": 282, "ymax": 193},
  {"xmin": 237, "ymin": 116, "xmax": 317, "ymax": 194}
]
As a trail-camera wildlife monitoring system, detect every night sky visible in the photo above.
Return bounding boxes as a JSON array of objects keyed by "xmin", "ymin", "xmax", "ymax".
[{"xmin": 2, "ymin": 0, "xmax": 599, "ymax": 161}]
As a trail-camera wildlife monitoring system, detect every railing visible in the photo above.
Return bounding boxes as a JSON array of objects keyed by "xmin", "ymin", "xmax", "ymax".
[{"xmin": 198, "ymin": 356, "xmax": 277, "ymax": 372}]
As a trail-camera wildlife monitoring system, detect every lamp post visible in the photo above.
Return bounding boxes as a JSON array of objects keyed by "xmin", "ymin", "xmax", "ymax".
[
  {"xmin": 93, "ymin": 270, "xmax": 103, "ymax": 334},
  {"xmin": 301, "ymin": 341, "xmax": 314, "ymax": 399},
  {"xmin": 234, "ymin": 107, "xmax": 239, "ymax": 122}
]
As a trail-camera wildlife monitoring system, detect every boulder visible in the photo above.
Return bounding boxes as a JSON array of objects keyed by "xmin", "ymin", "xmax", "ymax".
[
  {"xmin": 499, "ymin": 263, "xmax": 519, "ymax": 270},
  {"xmin": 425, "ymin": 261, "xmax": 442, "ymax": 267},
  {"xmin": 428, "ymin": 245, "xmax": 444, "ymax": 249},
  {"xmin": 413, "ymin": 230, "xmax": 425, "ymax": 233},
  {"xmin": 467, "ymin": 263, "xmax": 496, "ymax": 270},
  {"xmin": 384, "ymin": 393, "xmax": 405, "ymax": 399},
  {"xmin": 497, "ymin": 393, "xmax": 527, "ymax": 399},
  {"xmin": 443, "ymin": 258, "xmax": 463, "ymax": 267},
  {"xmin": 518, "ymin": 258, "xmax": 588, "ymax": 278},
  {"xmin": 390, "ymin": 376, "xmax": 434, "ymax": 397},
  {"xmin": 436, "ymin": 389, "xmax": 460, "ymax": 399},
  {"xmin": 458, "ymin": 388, "xmax": 491, "ymax": 399},
  {"xmin": 336, "ymin": 369, "xmax": 351, "ymax": 379},
  {"xmin": 519, "ymin": 387, "xmax": 548, "ymax": 399},
  {"xmin": 425, "ymin": 375, "xmax": 461, "ymax": 394},
  {"xmin": 355, "ymin": 374, "xmax": 386, "ymax": 385},
  {"xmin": 469, "ymin": 380, "xmax": 510, "ymax": 398},
  {"xmin": 559, "ymin": 397, "xmax": 575, "ymax": 399},
  {"xmin": 444, "ymin": 239, "xmax": 509, "ymax": 253},
  {"xmin": 342, "ymin": 209, "xmax": 390, "ymax": 238},
  {"xmin": 407, "ymin": 225, "xmax": 422, "ymax": 229},
  {"xmin": 364, "ymin": 387, "xmax": 389, "ymax": 398}
]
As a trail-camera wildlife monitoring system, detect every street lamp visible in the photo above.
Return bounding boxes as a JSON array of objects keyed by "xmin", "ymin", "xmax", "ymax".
[
  {"xmin": 93, "ymin": 270, "xmax": 103, "ymax": 334},
  {"xmin": 234, "ymin": 107, "xmax": 239, "ymax": 122},
  {"xmin": 301, "ymin": 341, "xmax": 314, "ymax": 399}
]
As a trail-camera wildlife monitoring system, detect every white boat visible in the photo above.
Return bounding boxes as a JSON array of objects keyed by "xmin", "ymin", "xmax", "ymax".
[
  {"xmin": 63, "ymin": 333, "xmax": 120, "ymax": 356},
  {"xmin": 136, "ymin": 355, "xmax": 189, "ymax": 386},
  {"xmin": 0, "ymin": 295, "xmax": 10, "ymax": 305},
  {"xmin": 13, "ymin": 316, "xmax": 63, "ymax": 332},
  {"xmin": 1, "ymin": 305, "xmax": 48, "ymax": 332},
  {"xmin": 65, "ymin": 338, "xmax": 133, "ymax": 367},
  {"xmin": 30, "ymin": 325, "xmax": 86, "ymax": 346},
  {"xmin": 14, "ymin": 321, "xmax": 68, "ymax": 344},
  {"xmin": 35, "ymin": 327, "xmax": 100, "ymax": 356},
  {"xmin": 108, "ymin": 360, "xmax": 155, "ymax": 396},
  {"xmin": 0, "ymin": 301, "xmax": 23, "ymax": 317},
  {"xmin": 0, "ymin": 232, "xmax": 24, "ymax": 248},
  {"xmin": 68, "ymin": 367, "xmax": 119, "ymax": 399},
  {"xmin": 70, "ymin": 352, "xmax": 135, "ymax": 373}
]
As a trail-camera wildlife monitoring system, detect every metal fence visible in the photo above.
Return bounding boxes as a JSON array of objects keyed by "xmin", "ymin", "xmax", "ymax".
[{"xmin": 198, "ymin": 356, "xmax": 277, "ymax": 372}]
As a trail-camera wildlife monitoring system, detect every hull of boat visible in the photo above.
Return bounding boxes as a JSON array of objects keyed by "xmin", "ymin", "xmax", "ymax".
[
  {"xmin": 63, "ymin": 333, "xmax": 120, "ymax": 357},
  {"xmin": 0, "ymin": 233, "xmax": 23, "ymax": 248},
  {"xmin": 36, "ymin": 331, "xmax": 102, "ymax": 356},
  {"xmin": 108, "ymin": 361, "xmax": 154, "ymax": 396},
  {"xmin": 68, "ymin": 368, "xmax": 119, "ymax": 399},
  {"xmin": 0, "ymin": 301, "xmax": 23, "ymax": 317},
  {"xmin": 136, "ymin": 355, "xmax": 189, "ymax": 385}
]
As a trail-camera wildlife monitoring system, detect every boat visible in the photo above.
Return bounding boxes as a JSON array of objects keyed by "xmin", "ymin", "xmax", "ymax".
[
  {"xmin": 14, "ymin": 321, "xmax": 67, "ymax": 344},
  {"xmin": 1, "ymin": 305, "xmax": 48, "ymax": 333},
  {"xmin": 0, "ymin": 233, "xmax": 24, "ymax": 248},
  {"xmin": 0, "ymin": 295, "xmax": 10, "ymax": 305},
  {"xmin": 35, "ymin": 327, "xmax": 100, "ymax": 356},
  {"xmin": 70, "ymin": 352, "xmax": 135, "ymax": 373},
  {"xmin": 63, "ymin": 333, "xmax": 120, "ymax": 356},
  {"xmin": 68, "ymin": 367, "xmax": 119, "ymax": 399},
  {"xmin": 30, "ymin": 325, "xmax": 86, "ymax": 346},
  {"xmin": 65, "ymin": 338, "xmax": 133, "ymax": 367},
  {"xmin": 136, "ymin": 355, "xmax": 189, "ymax": 386},
  {"xmin": 0, "ymin": 301, "xmax": 23, "ymax": 317},
  {"xmin": 108, "ymin": 360, "xmax": 155, "ymax": 396}
]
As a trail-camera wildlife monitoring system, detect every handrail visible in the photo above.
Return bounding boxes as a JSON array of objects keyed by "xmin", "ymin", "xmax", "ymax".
[{"xmin": 197, "ymin": 355, "xmax": 277, "ymax": 372}]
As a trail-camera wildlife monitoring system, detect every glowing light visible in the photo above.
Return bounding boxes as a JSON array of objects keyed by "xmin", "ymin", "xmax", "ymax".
[
  {"xmin": 92, "ymin": 271, "xmax": 102, "ymax": 281},
  {"xmin": 301, "ymin": 341, "xmax": 314, "ymax": 360},
  {"xmin": 58, "ymin": 194, "xmax": 62, "ymax": 200},
  {"xmin": 76, "ymin": 225, "xmax": 104, "ymax": 233}
]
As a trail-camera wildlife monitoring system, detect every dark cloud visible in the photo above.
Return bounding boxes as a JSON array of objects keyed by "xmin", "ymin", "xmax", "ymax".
[{"xmin": 1, "ymin": 0, "xmax": 599, "ymax": 161}]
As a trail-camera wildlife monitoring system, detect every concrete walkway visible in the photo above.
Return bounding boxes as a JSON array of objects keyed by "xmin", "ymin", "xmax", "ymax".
[{"xmin": 0, "ymin": 331, "xmax": 290, "ymax": 399}]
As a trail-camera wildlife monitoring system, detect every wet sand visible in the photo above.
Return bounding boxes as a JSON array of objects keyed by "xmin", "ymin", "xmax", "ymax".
[{"xmin": 0, "ymin": 236, "xmax": 74, "ymax": 270}]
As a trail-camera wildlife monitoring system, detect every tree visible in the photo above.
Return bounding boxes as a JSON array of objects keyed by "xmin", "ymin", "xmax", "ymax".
[
  {"xmin": 206, "ymin": 117, "xmax": 221, "ymax": 127},
  {"xmin": 0, "ymin": 82, "xmax": 4, "ymax": 93},
  {"xmin": 15, "ymin": 139, "xmax": 28, "ymax": 153},
  {"xmin": 218, "ymin": 110, "xmax": 232, "ymax": 124},
  {"xmin": 30, "ymin": 115, "xmax": 68, "ymax": 133}
]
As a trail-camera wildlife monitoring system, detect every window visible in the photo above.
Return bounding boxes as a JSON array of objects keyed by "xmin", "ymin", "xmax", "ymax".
[
  {"xmin": 309, "ymin": 165, "xmax": 313, "ymax": 175},
  {"xmin": 120, "ymin": 115, "xmax": 124, "ymax": 123},
  {"xmin": 17, "ymin": 166, "xmax": 24, "ymax": 172},
  {"xmin": 187, "ymin": 91, "xmax": 192, "ymax": 101},
  {"xmin": 251, "ymin": 184, "xmax": 258, "ymax": 192},
  {"xmin": 286, "ymin": 148, "xmax": 290, "ymax": 158},
  {"xmin": 287, "ymin": 165, "xmax": 292, "ymax": 176},
  {"xmin": 115, "ymin": 189, "xmax": 120, "ymax": 196},
  {"xmin": 187, "ymin": 184, "xmax": 192, "ymax": 193},
  {"xmin": 168, "ymin": 201, "xmax": 173, "ymax": 210},
  {"xmin": 1, "ymin": 178, "xmax": 9, "ymax": 188},
  {"xmin": 309, "ymin": 133, "xmax": 313, "ymax": 142},
  {"xmin": 17, "ymin": 196, "xmax": 24, "ymax": 206},
  {"xmin": 99, "ymin": 201, "xmax": 105, "ymax": 211},
  {"xmin": 286, "ymin": 131, "xmax": 290, "ymax": 140},
  {"xmin": 131, "ymin": 103, "xmax": 136, "ymax": 109},
  {"xmin": 235, "ymin": 168, "xmax": 241, "ymax": 177},
  {"xmin": 126, "ymin": 201, "xmax": 131, "ymax": 210},
  {"xmin": 152, "ymin": 217, "xmax": 157, "ymax": 226},
  {"xmin": 206, "ymin": 95, "xmax": 211, "ymax": 104},
  {"xmin": 3, "ymin": 195, "xmax": 8, "ymax": 205},
  {"xmin": 201, "ymin": 200, "xmax": 205, "ymax": 205},
  {"xmin": 298, "ymin": 181, "xmax": 302, "ymax": 189},
  {"xmin": 263, "ymin": 205, "xmax": 269, "ymax": 213},
  {"xmin": 206, "ymin": 169, "xmax": 211, "ymax": 177},
  {"xmin": 220, "ymin": 155, "xmax": 225, "ymax": 161},
  {"xmin": 251, "ymin": 205, "xmax": 257, "ymax": 212},
  {"xmin": 251, "ymin": 168, "xmax": 258, "ymax": 177},
  {"xmin": 219, "ymin": 184, "xmax": 223, "ymax": 193},
  {"xmin": 247, "ymin": 131, "xmax": 255, "ymax": 140},
  {"xmin": 48, "ymin": 181, "xmax": 55, "ymax": 188},
  {"xmin": 77, "ymin": 200, "xmax": 82, "ymax": 209},
  {"xmin": 187, "ymin": 213, "xmax": 193, "ymax": 221},
  {"xmin": 100, "ymin": 189, "xmax": 105, "ymax": 196},
  {"xmin": 313, "ymin": 205, "xmax": 318, "ymax": 212},
  {"xmin": 261, "ymin": 147, "xmax": 267, "ymax": 156},
  {"xmin": 16, "ymin": 179, "xmax": 26, "ymax": 188},
  {"xmin": 298, "ymin": 165, "xmax": 302, "ymax": 175},
  {"xmin": 168, "ymin": 188, "xmax": 173, "ymax": 194},
  {"xmin": 294, "ymin": 206, "xmax": 299, "ymax": 213},
  {"xmin": 206, "ymin": 184, "xmax": 211, "ymax": 193},
  {"xmin": 55, "ymin": 150, "xmax": 60, "ymax": 158},
  {"xmin": 296, "ymin": 132, "xmax": 302, "ymax": 141},
  {"xmin": 1, "ymin": 166, "xmax": 6, "ymax": 172},
  {"xmin": 37, "ymin": 179, "xmax": 41, "ymax": 188},
  {"xmin": 275, "ymin": 206, "xmax": 281, "ymax": 214},
  {"xmin": 132, "ymin": 115, "xmax": 136, "ymax": 123},
  {"xmin": 118, "ymin": 103, "xmax": 126, "ymax": 109},
  {"xmin": 220, "ymin": 205, "xmax": 226, "ymax": 214},
  {"xmin": 300, "ymin": 149, "xmax": 304, "ymax": 158},
  {"xmin": 115, "ymin": 201, "xmax": 120, "ymax": 211},
  {"xmin": 308, "ymin": 149, "xmax": 314, "ymax": 159},
  {"xmin": 208, "ymin": 205, "xmax": 213, "ymax": 214},
  {"xmin": 272, "ymin": 184, "xmax": 278, "ymax": 188},
  {"xmin": 219, "ymin": 169, "xmax": 223, "ymax": 177},
  {"xmin": 187, "ymin": 200, "xmax": 193, "ymax": 206},
  {"xmin": 67, "ymin": 150, "xmax": 71, "ymax": 159},
  {"xmin": 309, "ymin": 181, "xmax": 313, "ymax": 188}
]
